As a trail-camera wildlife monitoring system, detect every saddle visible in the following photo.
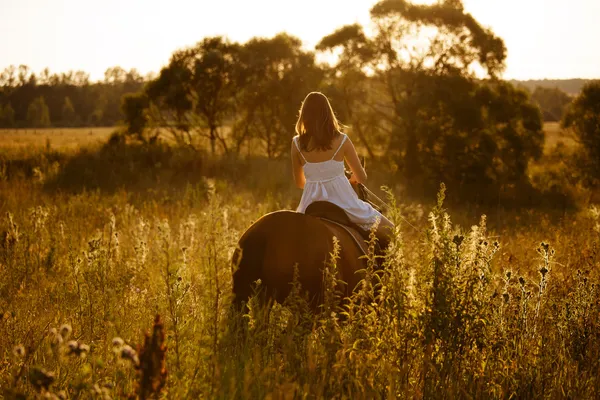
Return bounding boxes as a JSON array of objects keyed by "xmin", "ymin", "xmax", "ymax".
[{"xmin": 304, "ymin": 201, "xmax": 382, "ymax": 257}]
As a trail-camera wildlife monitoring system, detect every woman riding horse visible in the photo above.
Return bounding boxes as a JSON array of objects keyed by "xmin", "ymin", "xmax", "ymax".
[{"xmin": 232, "ymin": 92, "xmax": 393, "ymax": 309}]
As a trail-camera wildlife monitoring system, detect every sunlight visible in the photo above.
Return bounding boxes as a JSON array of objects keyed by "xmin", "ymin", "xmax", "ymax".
[{"xmin": 0, "ymin": 0, "xmax": 599, "ymax": 79}]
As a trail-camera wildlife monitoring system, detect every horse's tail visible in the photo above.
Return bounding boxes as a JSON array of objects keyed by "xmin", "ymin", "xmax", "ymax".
[{"xmin": 232, "ymin": 229, "xmax": 266, "ymax": 312}]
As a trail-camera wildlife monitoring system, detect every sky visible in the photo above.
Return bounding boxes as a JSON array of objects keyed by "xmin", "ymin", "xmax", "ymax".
[{"xmin": 0, "ymin": 0, "xmax": 599, "ymax": 82}]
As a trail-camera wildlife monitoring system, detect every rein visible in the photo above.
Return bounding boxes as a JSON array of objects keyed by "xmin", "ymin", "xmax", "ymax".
[
  {"xmin": 345, "ymin": 168, "xmax": 424, "ymax": 235},
  {"xmin": 353, "ymin": 180, "xmax": 425, "ymax": 235}
]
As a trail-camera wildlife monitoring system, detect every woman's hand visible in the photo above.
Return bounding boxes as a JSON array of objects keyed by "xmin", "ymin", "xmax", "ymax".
[{"xmin": 348, "ymin": 174, "xmax": 359, "ymax": 185}]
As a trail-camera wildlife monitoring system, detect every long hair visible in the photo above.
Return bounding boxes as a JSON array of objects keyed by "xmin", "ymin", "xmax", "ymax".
[{"xmin": 295, "ymin": 92, "xmax": 342, "ymax": 151}]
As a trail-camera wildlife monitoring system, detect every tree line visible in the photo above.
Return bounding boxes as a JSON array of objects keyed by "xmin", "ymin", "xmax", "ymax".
[
  {"xmin": 0, "ymin": 66, "xmax": 147, "ymax": 128},
  {"xmin": 2, "ymin": 0, "xmax": 598, "ymax": 200},
  {"xmin": 512, "ymin": 79, "xmax": 594, "ymax": 96},
  {"xmin": 0, "ymin": 62, "xmax": 576, "ymax": 131}
]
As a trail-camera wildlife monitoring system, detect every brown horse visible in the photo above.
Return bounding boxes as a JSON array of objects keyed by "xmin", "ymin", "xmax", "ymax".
[{"xmin": 231, "ymin": 204, "xmax": 370, "ymax": 311}]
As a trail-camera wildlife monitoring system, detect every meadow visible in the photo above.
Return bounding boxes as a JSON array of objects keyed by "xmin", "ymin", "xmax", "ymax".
[{"xmin": 0, "ymin": 124, "xmax": 599, "ymax": 399}]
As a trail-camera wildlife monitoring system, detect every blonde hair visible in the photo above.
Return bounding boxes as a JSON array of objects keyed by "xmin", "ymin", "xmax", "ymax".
[{"xmin": 295, "ymin": 92, "xmax": 342, "ymax": 151}]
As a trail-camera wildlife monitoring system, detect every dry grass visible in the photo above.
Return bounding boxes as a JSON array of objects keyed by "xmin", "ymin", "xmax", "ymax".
[
  {"xmin": 543, "ymin": 122, "xmax": 579, "ymax": 153},
  {"xmin": 0, "ymin": 123, "xmax": 578, "ymax": 154},
  {"xmin": 0, "ymin": 128, "xmax": 598, "ymax": 399},
  {"xmin": 0, "ymin": 127, "xmax": 116, "ymax": 152}
]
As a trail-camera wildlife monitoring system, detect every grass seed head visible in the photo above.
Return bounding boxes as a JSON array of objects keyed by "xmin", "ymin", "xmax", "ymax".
[
  {"xmin": 13, "ymin": 344, "xmax": 25, "ymax": 357},
  {"xmin": 112, "ymin": 337, "xmax": 124, "ymax": 348},
  {"xmin": 66, "ymin": 340, "xmax": 89, "ymax": 357},
  {"xmin": 59, "ymin": 324, "xmax": 72, "ymax": 339},
  {"xmin": 121, "ymin": 344, "xmax": 139, "ymax": 366}
]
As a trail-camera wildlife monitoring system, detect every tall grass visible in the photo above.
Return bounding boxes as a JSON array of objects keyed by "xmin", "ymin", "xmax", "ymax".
[{"xmin": 0, "ymin": 143, "xmax": 599, "ymax": 399}]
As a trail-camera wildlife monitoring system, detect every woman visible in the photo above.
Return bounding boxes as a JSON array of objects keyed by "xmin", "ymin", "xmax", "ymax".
[{"xmin": 291, "ymin": 91, "xmax": 394, "ymax": 247}]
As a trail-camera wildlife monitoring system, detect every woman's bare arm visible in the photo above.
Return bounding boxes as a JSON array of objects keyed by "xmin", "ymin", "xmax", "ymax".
[
  {"xmin": 291, "ymin": 139, "xmax": 306, "ymax": 189},
  {"xmin": 343, "ymin": 137, "xmax": 367, "ymax": 184}
]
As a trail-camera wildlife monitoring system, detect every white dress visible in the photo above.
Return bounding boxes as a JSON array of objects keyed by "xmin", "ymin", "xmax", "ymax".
[{"xmin": 294, "ymin": 134, "xmax": 382, "ymax": 230}]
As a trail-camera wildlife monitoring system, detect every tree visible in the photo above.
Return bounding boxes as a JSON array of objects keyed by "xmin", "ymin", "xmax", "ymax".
[
  {"xmin": 26, "ymin": 96, "xmax": 51, "ymax": 128},
  {"xmin": 39, "ymin": 68, "xmax": 51, "ymax": 85},
  {"xmin": 188, "ymin": 37, "xmax": 241, "ymax": 154},
  {"xmin": 121, "ymin": 92, "xmax": 154, "ymax": 143},
  {"xmin": 531, "ymin": 86, "xmax": 572, "ymax": 121},
  {"xmin": 1, "ymin": 65, "xmax": 17, "ymax": 88},
  {"xmin": 104, "ymin": 67, "xmax": 127, "ymax": 84},
  {"xmin": 17, "ymin": 65, "xmax": 31, "ymax": 86},
  {"xmin": 317, "ymin": 24, "xmax": 382, "ymax": 159},
  {"xmin": 0, "ymin": 64, "xmax": 144, "ymax": 128},
  {"xmin": 0, "ymin": 103, "xmax": 16, "ymax": 128},
  {"xmin": 317, "ymin": 0, "xmax": 543, "ymax": 200},
  {"xmin": 73, "ymin": 71, "xmax": 90, "ymax": 87},
  {"xmin": 146, "ymin": 36, "xmax": 242, "ymax": 154},
  {"xmin": 562, "ymin": 81, "xmax": 600, "ymax": 183},
  {"xmin": 369, "ymin": 0, "xmax": 506, "ymax": 77},
  {"xmin": 234, "ymin": 33, "xmax": 323, "ymax": 157},
  {"xmin": 61, "ymin": 96, "xmax": 77, "ymax": 126}
]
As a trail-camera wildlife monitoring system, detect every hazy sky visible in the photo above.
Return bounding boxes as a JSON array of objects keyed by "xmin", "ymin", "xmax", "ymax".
[{"xmin": 1, "ymin": 0, "xmax": 599, "ymax": 81}]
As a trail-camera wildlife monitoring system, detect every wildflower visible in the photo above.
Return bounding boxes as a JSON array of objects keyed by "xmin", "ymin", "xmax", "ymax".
[
  {"xmin": 120, "ymin": 344, "xmax": 140, "ymax": 366},
  {"xmin": 50, "ymin": 332, "xmax": 63, "ymax": 347},
  {"xmin": 13, "ymin": 344, "xmax": 25, "ymax": 357},
  {"xmin": 59, "ymin": 324, "xmax": 72, "ymax": 340},
  {"xmin": 112, "ymin": 337, "xmax": 124, "ymax": 348},
  {"xmin": 539, "ymin": 266, "xmax": 549, "ymax": 277},
  {"xmin": 452, "ymin": 234, "xmax": 464, "ymax": 248},
  {"xmin": 537, "ymin": 242, "xmax": 551, "ymax": 255},
  {"xmin": 519, "ymin": 277, "xmax": 526, "ymax": 287},
  {"xmin": 66, "ymin": 340, "xmax": 90, "ymax": 357},
  {"xmin": 505, "ymin": 270, "xmax": 512, "ymax": 280},
  {"xmin": 502, "ymin": 292, "xmax": 510, "ymax": 303},
  {"xmin": 66, "ymin": 340, "xmax": 78, "ymax": 352}
]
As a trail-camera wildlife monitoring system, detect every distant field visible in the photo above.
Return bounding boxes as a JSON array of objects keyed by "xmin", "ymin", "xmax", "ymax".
[
  {"xmin": 0, "ymin": 127, "xmax": 115, "ymax": 151},
  {"xmin": 0, "ymin": 123, "xmax": 579, "ymax": 155},
  {"xmin": 543, "ymin": 122, "xmax": 578, "ymax": 152}
]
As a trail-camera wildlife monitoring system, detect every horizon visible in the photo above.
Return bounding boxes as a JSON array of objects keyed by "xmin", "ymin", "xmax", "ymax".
[{"xmin": 1, "ymin": 0, "xmax": 600, "ymax": 82}]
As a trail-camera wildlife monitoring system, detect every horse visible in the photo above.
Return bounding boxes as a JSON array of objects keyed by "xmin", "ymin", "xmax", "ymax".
[{"xmin": 231, "ymin": 202, "xmax": 374, "ymax": 311}]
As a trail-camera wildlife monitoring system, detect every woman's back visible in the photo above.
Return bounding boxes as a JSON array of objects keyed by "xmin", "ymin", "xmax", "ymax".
[
  {"xmin": 294, "ymin": 134, "xmax": 347, "ymax": 183},
  {"xmin": 296, "ymin": 133, "xmax": 347, "ymax": 163}
]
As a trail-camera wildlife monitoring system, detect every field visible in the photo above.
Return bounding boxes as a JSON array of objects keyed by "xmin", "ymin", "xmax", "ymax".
[
  {"xmin": 542, "ymin": 122, "xmax": 579, "ymax": 152},
  {"xmin": 1, "ymin": 125, "xmax": 599, "ymax": 399},
  {"xmin": 0, "ymin": 127, "xmax": 115, "ymax": 152},
  {"xmin": 0, "ymin": 121, "xmax": 580, "ymax": 152}
]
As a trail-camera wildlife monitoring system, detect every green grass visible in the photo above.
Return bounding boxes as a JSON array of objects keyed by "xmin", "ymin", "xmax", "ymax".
[{"xmin": 0, "ymin": 129, "xmax": 599, "ymax": 399}]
